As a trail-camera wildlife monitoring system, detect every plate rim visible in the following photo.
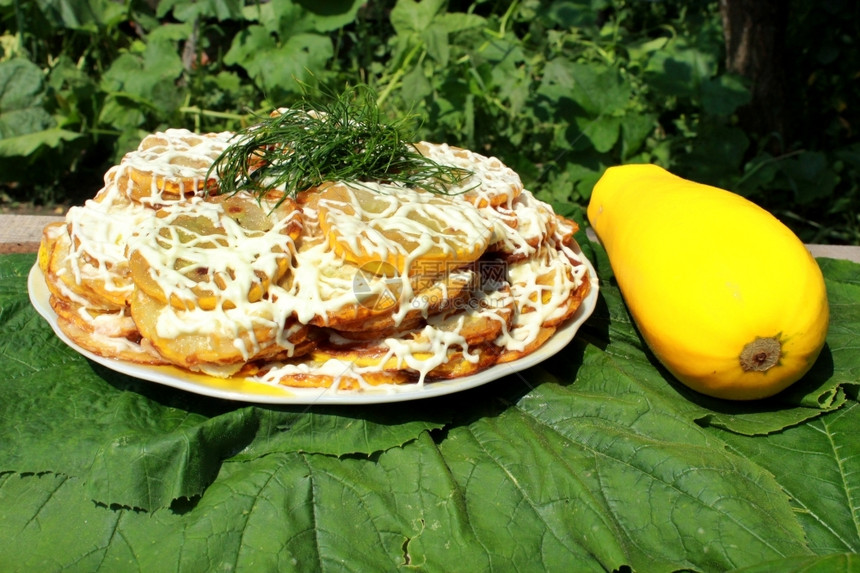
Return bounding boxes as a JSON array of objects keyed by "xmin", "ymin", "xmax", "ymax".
[{"xmin": 27, "ymin": 253, "xmax": 599, "ymax": 405}]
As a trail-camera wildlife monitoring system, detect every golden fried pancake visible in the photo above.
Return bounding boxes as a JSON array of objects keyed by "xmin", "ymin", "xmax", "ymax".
[
  {"xmin": 130, "ymin": 287, "xmax": 312, "ymax": 376},
  {"xmin": 49, "ymin": 295, "xmax": 138, "ymax": 339},
  {"xmin": 493, "ymin": 239, "xmax": 591, "ymax": 358},
  {"xmin": 411, "ymin": 141, "xmax": 523, "ymax": 207},
  {"xmin": 425, "ymin": 283, "xmax": 515, "ymax": 344},
  {"xmin": 280, "ymin": 204, "xmax": 481, "ymax": 330},
  {"xmin": 54, "ymin": 314, "xmax": 167, "ymax": 366},
  {"xmin": 314, "ymin": 182, "xmax": 493, "ymax": 277},
  {"xmin": 128, "ymin": 192, "xmax": 301, "ymax": 311},
  {"xmin": 59, "ymin": 179, "xmax": 156, "ymax": 307},
  {"xmin": 419, "ymin": 342, "xmax": 502, "ymax": 379},
  {"xmin": 323, "ymin": 267, "xmax": 479, "ymax": 334},
  {"xmin": 509, "ymin": 244, "xmax": 585, "ymax": 314},
  {"xmin": 552, "ymin": 213, "xmax": 580, "ymax": 248},
  {"xmin": 45, "ymin": 230, "xmax": 127, "ymax": 311},
  {"xmin": 312, "ymin": 338, "xmax": 502, "ymax": 381},
  {"xmin": 484, "ymin": 190, "xmax": 560, "ymax": 261},
  {"xmin": 38, "ymin": 222, "xmax": 66, "ymax": 274},
  {"xmin": 314, "ymin": 284, "xmax": 515, "ymax": 381},
  {"xmin": 242, "ymin": 356, "xmax": 414, "ymax": 390},
  {"xmin": 496, "ymin": 325, "xmax": 557, "ymax": 364},
  {"xmin": 280, "ymin": 233, "xmax": 405, "ymax": 327},
  {"xmin": 326, "ymin": 281, "xmax": 512, "ymax": 345},
  {"xmin": 116, "ymin": 129, "xmax": 234, "ymax": 203}
]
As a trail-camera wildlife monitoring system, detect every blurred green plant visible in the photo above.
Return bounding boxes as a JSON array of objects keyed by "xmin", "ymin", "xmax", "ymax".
[{"xmin": 0, "ymin": 0, "xmax": 857, "ymax": 244}]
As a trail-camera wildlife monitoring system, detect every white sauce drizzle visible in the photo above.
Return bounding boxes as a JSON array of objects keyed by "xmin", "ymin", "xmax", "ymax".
[{"xmin": 412, "ymin": 141, "xmax": 523, "ymax": 205}]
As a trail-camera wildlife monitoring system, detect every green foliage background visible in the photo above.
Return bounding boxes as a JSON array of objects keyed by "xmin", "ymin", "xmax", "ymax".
[{"xmin": 1, "ymin": 0, "xmax": 858, "ymax": 244}]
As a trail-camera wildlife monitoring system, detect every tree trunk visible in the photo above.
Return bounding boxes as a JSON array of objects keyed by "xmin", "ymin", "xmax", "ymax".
[{"xmin": 719, "ymin": 0, "xmax": 790, "ymax": 151}]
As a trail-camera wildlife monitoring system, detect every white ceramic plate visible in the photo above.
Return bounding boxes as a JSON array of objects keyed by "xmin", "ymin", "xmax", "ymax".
[{"xmin": 28, "ymin": 255, "xmax": 598, "ymax": 405}]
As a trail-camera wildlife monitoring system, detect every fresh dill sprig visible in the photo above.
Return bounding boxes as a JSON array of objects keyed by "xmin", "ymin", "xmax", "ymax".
[{"xmin": 209, "ymin": 85, "xmax": 473, "ymax": 199}]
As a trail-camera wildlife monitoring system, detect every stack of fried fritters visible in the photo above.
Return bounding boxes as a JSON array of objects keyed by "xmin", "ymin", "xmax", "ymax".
[{"xmin": 38, "ymin": 126, "xmax": 592, "ymax": 391}]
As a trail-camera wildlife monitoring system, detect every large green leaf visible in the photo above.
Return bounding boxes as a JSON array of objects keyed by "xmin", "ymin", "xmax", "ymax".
[
  {"xmin": 644, "ymin": 39, "xmax": 716, "ymax": 99},
  {"xmin": 98, "ymin": 36, "xmax": 185, "ymax": 129},
  {"xmin": 33, "ymin": 0, "xmax": 100, "ymax": 30},
  {"xmin": 0, "ymin": 127, "xmax": 81, "ymax": 156},
  {"xmin": 390, "ymin": 0, "xmax": 482, "ymax": 67},
  {"xmin": 713, "ymin": 402, "xmax": 860, "ymax": 556},
  {"xmin": 0, "ymin": 59, "xmax": 53, "ymax": 140},
  {"xmin": 733, "ymin": 554, "xmax": 860, "ymax": 573},
  {"xmin": 568, "ymin": 63, "xmax": 631, "ymax": 117},
  {"xmin": 440, "ymin": 372, "xmax": 810, "ymax": 571},
  {"xmin": 701, "ymin": 74, "xmax": 751, "ymax": 116},
  {"xmin": 224, "ymin": 26, "xmax": 333, "ymax": 100},
  {"xmin": 2, "ymin": 244, "xmax": 859, "ymax": 570},
  {"xmin": 390, "ymin": 0, "xmax": 447, "ymax": 37}
]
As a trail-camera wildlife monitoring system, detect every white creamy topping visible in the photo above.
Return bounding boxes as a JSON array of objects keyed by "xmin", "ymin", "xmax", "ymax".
[
  {"xmin": 283, "ymin": 238, "xmax": 391, "ymax": 325},
  {"xmin": 126, "ymin": 193, "xmax": 296, "ymax": 309},
  {"xmin": 249, "ymin": 358, "xmax": 383, "ymax": 393},
  {"xmin": 124, "ymin": 128, "xmax": 234, "ymax": 180},
  {"xmin": 383, "ymin": 324, "xmax": 474, "ymax": 384},
  {"xmin": 317, "ymin": 182, "xmax": 493, "ymax": 272},
  {"xmin": 479, "ymin": 189, "xmax": 557, "ymax": 260},
  {"xmin": 64, "ymin": 168, "xmax": 155, "ymax": 296},
  {"xmin": 496, "ymin": 242, "xmax": 585, "ymax": 352},
  {"xmin": 412, "ymin": 141, "xmax": 523, "ymax": 205},
  {"xmin": 117, "ymin": 128, "xmax": 235, "ymax": 204}
]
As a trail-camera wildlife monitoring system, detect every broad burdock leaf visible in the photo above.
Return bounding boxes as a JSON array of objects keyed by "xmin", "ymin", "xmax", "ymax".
[
  {"xmin": 674, "ymin": 123, "xmax": 751, "ymax": 189},
  {"xmin": 295, "ymin": 0, "xmax": 366, "ymax": 33},
  {"xmin": 100, "ymin": 39, "xmax": 184, "ymax": 98},
  {"xmin": 701, "ymin": 74, "xmax": 751, "ymax": 116},
  {"xmin": 34, "ymin": 0, "xmax": 104, "ymax": 30},
  {"xmin": 713, "ymin": 402, "xmax": 860, "ymax": 556},
  {"xmin": 541, "ymin": 0, "xmax": 605, "ymax": 28},
  {"xmin": 0, "ymin": 381, "xmax": 810, "ymax": 572},
  {"xmin": 4, "ymin": 235, "xmax": 860, "ymax": 571},
  {"xmin": 0, "ymin": 444, "xmax": 484, "ymax": 571},
  {"xmin": 400, "ymin": 65, "xmax": 434, "ymax": 103},
  {"xmin": 567, "ymin": 62, "xmax": 631, "ymax": 117},
  {"xmin": 537, "ymin": 58, "xmax": 576, "ymax": 100},
  {"xmin": 503, "ymin": 356, "xmax": 811, "ymax": 571},
  {"xmin": 620, "ymin": 113, "xmax": 658, "ymax": 160},
  {"xmin": 0, "ymin": 351, "xmax": 446, "ymax": 511},
  {"xmin": 389, "ymin": 0, "xmax": 481, "ymax": 68},
  {"xmin": 250, "ymin": 0, "xmax": 332, "ymax": 37},
  {"xmin": 782, "ymin": 151, "xmax": 842, "ymax": 206},
  {"xmin": 644, "ymin": 39, "xmax": 717, "ymax": 99},
  {"xmin": 436, "ymin": 11, "xmax": 484, "ymax": 35},
  {"xmin": 421, "ymin": 22, "xmax": 451, "ymax": 67},
  {"xmin": 98, "ymin": 36, "xmax": 185, "ymax": 130},
  {"xmin": 535, "ymin": 60, "xmax": 631, "ymax": 155}
]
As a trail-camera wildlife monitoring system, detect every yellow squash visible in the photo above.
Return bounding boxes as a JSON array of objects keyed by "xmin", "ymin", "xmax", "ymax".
[{"xmin": 587, "ymin": 164, "xmax": 829, "ymax": 400}]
